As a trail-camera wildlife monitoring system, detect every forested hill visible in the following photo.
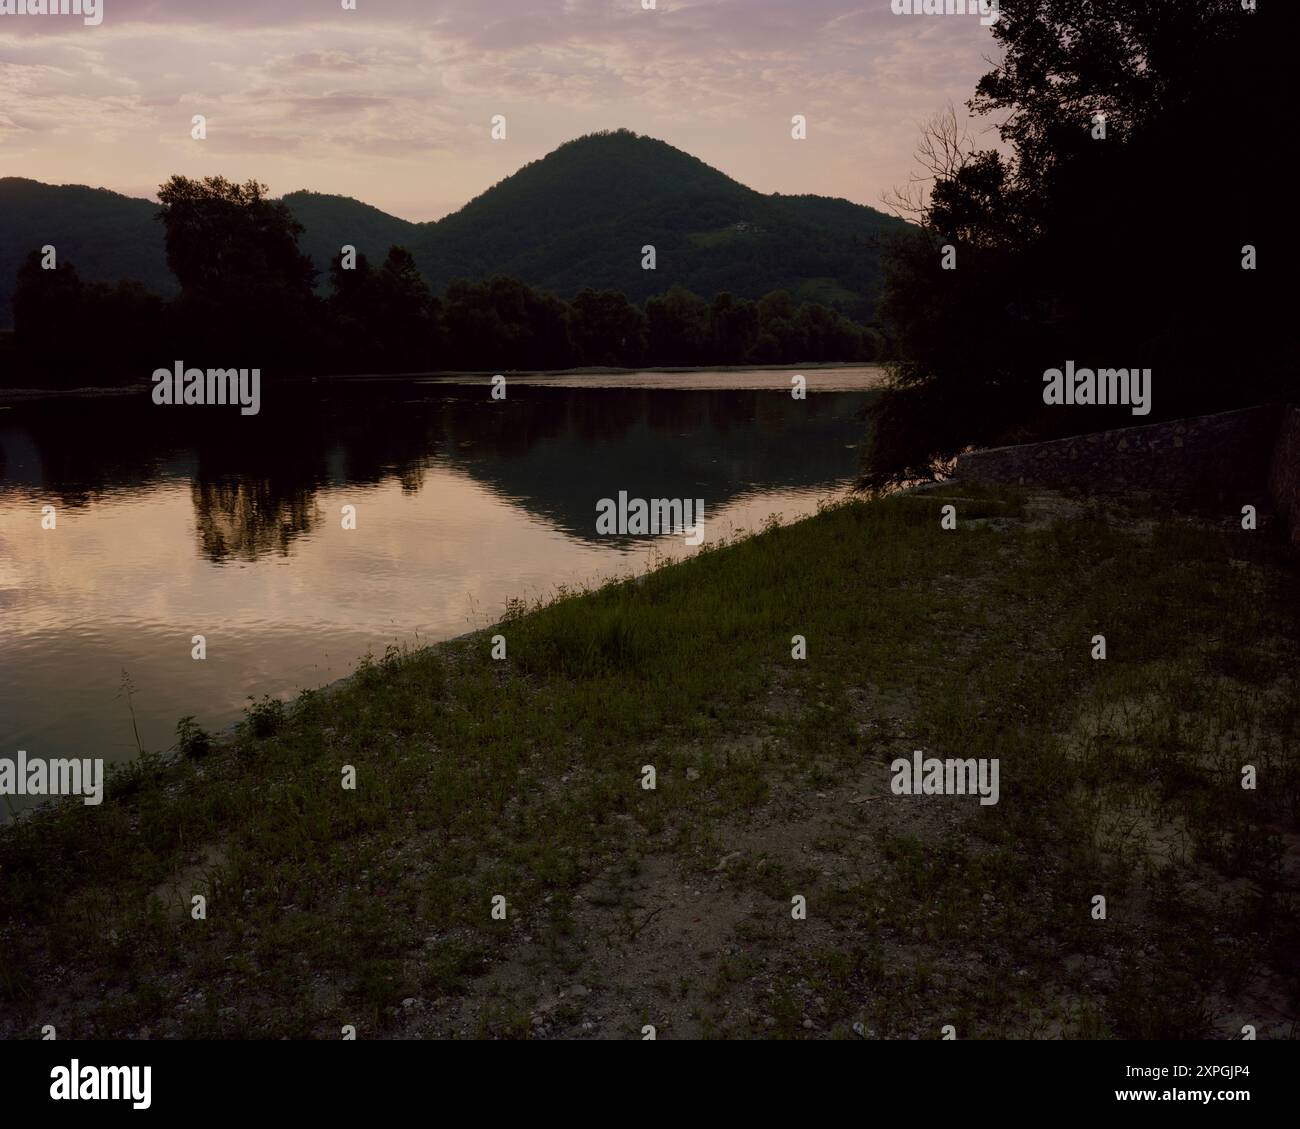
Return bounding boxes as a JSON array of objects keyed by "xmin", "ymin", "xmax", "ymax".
[
  {"xmin": 1, "ymin": 130, "xmax": 908, "ymax": 328},
  {"xmin": 394, "ymin": 131, "xmax": 906, "ymax": 314},
  {"xmin": 0, "ymin": 178, "xmax": 176, "ymax": 326}
]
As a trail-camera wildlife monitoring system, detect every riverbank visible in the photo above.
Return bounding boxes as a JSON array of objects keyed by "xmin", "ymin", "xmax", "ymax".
[{"xmin": 2, "ymin": 483, "xmax": 1297, "ymax": 1039}]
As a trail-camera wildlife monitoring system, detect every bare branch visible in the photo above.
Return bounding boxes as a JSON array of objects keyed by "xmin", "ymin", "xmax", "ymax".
[{"xmin": 880, "ymin": 102, "xmax": 977, "ymax": 225}]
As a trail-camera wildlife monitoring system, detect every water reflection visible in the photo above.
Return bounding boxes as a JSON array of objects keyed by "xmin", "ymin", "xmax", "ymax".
[{"xmin": 192, "ymin": 479, "xmax": 321, "ymax": 561}]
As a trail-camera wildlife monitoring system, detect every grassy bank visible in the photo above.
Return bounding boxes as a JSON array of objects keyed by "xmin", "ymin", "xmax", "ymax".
[{"xmin": 1, "ymin": 485, "xmax": 1297, "ymax": 1039}]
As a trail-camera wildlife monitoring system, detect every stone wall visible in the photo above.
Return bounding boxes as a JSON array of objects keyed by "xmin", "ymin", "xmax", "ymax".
[
  {"xmin": 955, "ymin": 404, "xmax": 1300, "ymax": 541},
  {"xmin": 1269, "ymin": 406, "xmax": 1300, "ymax": 545}
]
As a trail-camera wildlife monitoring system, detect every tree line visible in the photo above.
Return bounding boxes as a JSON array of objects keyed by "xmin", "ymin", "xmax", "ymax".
[{"xmin": 2, "ymin": 175, "xmax": 883, "ymax": 388}]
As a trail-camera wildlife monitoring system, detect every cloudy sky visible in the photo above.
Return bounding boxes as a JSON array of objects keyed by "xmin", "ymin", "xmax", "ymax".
[{"xmin": 0, "ymin": 0, "xmax": 1003, "ymax": 221}]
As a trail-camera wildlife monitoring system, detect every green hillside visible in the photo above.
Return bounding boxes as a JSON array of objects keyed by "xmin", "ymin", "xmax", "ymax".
[
  {"xmin": 280, "ymin": 190, "xmax": 422, "ymax": 281},
  {"xmin": 0, "ymin": 177, "xmax": 176, "ymax": 326},
  {"xmin": 410, "ymin": 132, "xmax": 905, "ymax": 315}
]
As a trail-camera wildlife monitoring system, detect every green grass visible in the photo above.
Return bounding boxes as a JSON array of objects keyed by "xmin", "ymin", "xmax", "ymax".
[{"xmin": 0, "ymin": 485, "xmax": 1297, "ymax": 1039}]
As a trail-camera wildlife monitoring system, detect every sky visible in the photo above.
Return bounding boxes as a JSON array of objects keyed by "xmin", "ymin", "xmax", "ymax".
[{"xmin": 0, "ymin": 0, "xmax": 1004, "ymax": 222}]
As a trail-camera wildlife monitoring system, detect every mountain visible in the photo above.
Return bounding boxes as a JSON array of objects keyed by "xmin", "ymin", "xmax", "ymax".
[
  {"xmin": 0, "ymin": 130, "xmax": 908, "ymax": 330},
  {"xmin": 407, "ymin": 131, "xmax": 905, "ymax": 315}
]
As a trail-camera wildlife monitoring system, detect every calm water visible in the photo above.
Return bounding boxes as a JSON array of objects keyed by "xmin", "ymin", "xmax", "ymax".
[{"xmin": 0, "ymin": 368, "xmax": 882, "ymax": 817}]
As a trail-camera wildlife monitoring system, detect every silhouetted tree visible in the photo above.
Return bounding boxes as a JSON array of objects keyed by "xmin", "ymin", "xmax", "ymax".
[
  {"xmin": 442, "ymin": 276, "xmax": 574, "ymax": 371},
  {"xmin": 9, "ymin": 251, "xmax": 166, "ymax": 386},
  {"xmin": 710, "ymin": 293, "xmax": 760, "ymax": 364},
  {"xmin": 569, "ymin": 288, "xmax": 647, "ymax": 367},
  {"xmin": 646, "ymin": 285, "xmax": 710, "ymax": 365},
  {"xmin": 865, "ymin": 0, "xmax": 1287, "ymax": 490},
  {"xmin": 157, "ymin": 175, "xmax": 319, "ymax": 365}
]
